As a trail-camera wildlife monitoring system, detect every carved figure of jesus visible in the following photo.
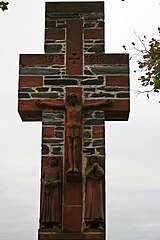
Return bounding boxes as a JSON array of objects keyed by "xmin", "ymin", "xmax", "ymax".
[
  {"xmin": 65, "ymin": 94, "xmax": 82, "ymax": 173},
  {"xmin": 36, "ymin": 94, "xmax": 113, "ymax": 174}
]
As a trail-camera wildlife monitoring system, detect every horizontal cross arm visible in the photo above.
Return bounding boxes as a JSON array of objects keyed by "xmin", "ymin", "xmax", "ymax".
[
  {"xmin": 18, "ymin": 99, "xmax": 65, "ymax": 121},
  {"xmin": 84, "ymin": 99, "xmax": 130, "ymax": 121}
]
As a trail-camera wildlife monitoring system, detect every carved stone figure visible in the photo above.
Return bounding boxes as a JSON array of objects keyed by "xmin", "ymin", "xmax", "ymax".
[
  {"xmin": 36, "ymin": 96, "xmax": 112, "ymax": 174},
  {"xmin": 84, "ymin": 156, "xmax": 104, "ymax": 231},
  {"xmin": 65, "ymin": 94, "xmax": 82, "ymax": 173},
  {"xmin": 40, "ymin": 156, "xmax": 61, "ymax": 229}
]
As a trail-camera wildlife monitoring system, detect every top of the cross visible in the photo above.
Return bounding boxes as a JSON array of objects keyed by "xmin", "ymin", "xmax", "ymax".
[{"xmin": 46, "ymin": 1, "xmax": 104, "ymax": 13}]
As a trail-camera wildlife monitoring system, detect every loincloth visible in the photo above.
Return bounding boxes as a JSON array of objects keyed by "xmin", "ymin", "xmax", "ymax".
[{"xmin": 66, "ymin": 124, "xmax": 82, "ymax": 138}]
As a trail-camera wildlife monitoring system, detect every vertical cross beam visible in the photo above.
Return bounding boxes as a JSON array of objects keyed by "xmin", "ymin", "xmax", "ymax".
[{"xmin": 66, "ymin": 20, "xmax": 83, "ymax": 75}]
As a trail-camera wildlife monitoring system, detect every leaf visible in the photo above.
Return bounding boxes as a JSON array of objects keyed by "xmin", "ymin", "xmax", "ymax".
[{"xmin": 0, "ymin": 1, "xmax": 9, "ymax": 11}]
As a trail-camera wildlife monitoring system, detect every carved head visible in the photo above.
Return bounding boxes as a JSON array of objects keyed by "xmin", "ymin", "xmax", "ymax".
[
  {"xmin": 66, "ymin": 93, "xmax": 79, "ymax": 106},
  {"xmin": 48, "ymin": 156, "xmax": 59, "ymax": 167},
  {"xmin": 88, "ymin": 156, "xmax": 98, "ymax": 165}
]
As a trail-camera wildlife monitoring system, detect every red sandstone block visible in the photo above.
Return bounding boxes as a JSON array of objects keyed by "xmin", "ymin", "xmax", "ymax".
[
  {"xmin": 84, "ymin": 29, "xmax": 104, "ymax": 39},
  {"xmin": 84, "ymin": 53, "xmax": 129, "ymax": 65},
  {"xmin": 64, "ymin": 181, "xmax": 82, "ymax": 205},
  {"xmin": 45, "ymin": 29, "xmax": 65, "ymax": 41},
  {"xmin": 92, "ymin": 126, "xmax": 105, "ymax": 138},
  {"xmin": 106, "ymin": 75, "xmax": 129, "ymax": 87},
  {"xmin": 85, "ymin": 99, "xmax": 129, "ymax": 111},
  {"xmin": 42, "ymin": 126, "xmax": 55, "ymax": 138},
  {"xmin": 19, "ymin": 76, "xmax": 43, "ymax": 88},
  {"xmin": 66, "ymin": 20, "xmax": 83, "ymax": 75},
  {"xmin": 63, "ymin": 206, "xmax": 82, "ymax": 232},
  {"xmin": 20, "ymin": 54, "xmax": 64, "ymax": 66},
  {"xmin": 38, "ymin": 232, "xmax": 105, "ymax": 240},
  {"xmin": 46, "ymin": 2, "xmax": 104, "ymax": 13}
]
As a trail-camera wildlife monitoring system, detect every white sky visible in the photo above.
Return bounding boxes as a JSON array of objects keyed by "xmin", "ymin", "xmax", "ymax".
[{"xmin": 0, "ymin": 0, "xmax": 160, "ymax": 240}]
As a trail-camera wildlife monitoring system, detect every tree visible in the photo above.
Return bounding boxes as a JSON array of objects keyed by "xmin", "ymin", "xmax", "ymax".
[
  {"xmin": 0, "ymin": 1, "xmax": 9, "ymax": 11},
  {"xmin": 123, "ymin": 29, "xmax": 160, "ymax": 96}
]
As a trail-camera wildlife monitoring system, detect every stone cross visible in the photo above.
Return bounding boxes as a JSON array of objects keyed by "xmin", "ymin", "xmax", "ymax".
[{"xmin": 18, "ymin": 2, "xmax": 130, "ymax": 240}]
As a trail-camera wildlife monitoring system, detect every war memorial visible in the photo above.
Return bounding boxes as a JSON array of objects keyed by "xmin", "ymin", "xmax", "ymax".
[{"xmin": 18, "ymin": 2, "xmax": 130, "ymax": 239}]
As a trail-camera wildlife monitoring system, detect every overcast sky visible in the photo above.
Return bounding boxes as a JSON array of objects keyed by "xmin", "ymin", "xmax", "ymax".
[{"xmin": 0, "ymin": 0, "xmax": 160, "ymax": 240}]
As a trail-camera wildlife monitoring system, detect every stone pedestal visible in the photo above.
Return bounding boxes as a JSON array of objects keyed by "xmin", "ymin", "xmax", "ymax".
[{"xmin": 38, "ymin": 230, "xmax": 105, "ymax": 240}]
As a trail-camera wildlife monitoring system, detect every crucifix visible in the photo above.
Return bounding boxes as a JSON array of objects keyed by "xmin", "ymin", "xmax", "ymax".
[
  {"xmin": 36, "ymin": 93, "xmax": 112, "ymax": 174},
  {"xmin": 18, "ymin": 2, "xmax": 130, "ymax": 240}
]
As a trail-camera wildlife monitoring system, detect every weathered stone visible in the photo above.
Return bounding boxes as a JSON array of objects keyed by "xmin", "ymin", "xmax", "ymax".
[
  {"xmin": 91, "ymin": 65, "xmax": 129, "ymax": 75},
  {"xmin": 83, "ymin": 131, "xmax": 91, "ymax": 139},
  {"xmin": 94, "ymin": 112, "xmax": 105, "ymax": 118},
  {"xmin": 83, "ymin": 148, "xmax": 95, "ymax": 155},
  {"xmin": 83, "ymin": 111, "xmax": 93, "ymax": 118},
  {"xmin": 84, "ymin": 118, "xmax": 104, "ymax": 125},
  {"xmin": 36, "ymin": 87, "xmax": 49, "ymax": 92},
  {"xmin": 98, "ymin": 21, "xmax": 104, "ymax": 28},
  {"xmin": 18, "ymin": 93, "xmax": 30, "ymax": 98},
  {"xmin": 84, "ymin": 141, "xmax": 91, "ymax": 147},
  {"xmin": 81, "ymin": 78, "xmax": 104, "ymax": 85},
  {"xmin": 46, "ymin": 13, "xmax": 80, "ymax": 19},
  {"xmin": 31, "ymin": 93, "xmax": 59, "ymax": 99},
  {"xmin": 56, "ymin": 22, "xmax": 66, "ymax": 28},
  {"xmin": 84, "ymin": 87, "xmax": 96, "ymax": 92},
  {"xmin": 96, "ymin": 147, "xmax": 105, "ymax": 155},
  {"xmin": 55, "ymin": 127, "xmax": 64, "ymax": 131},
  {"xmin": 43, "ymin": 121, "xmax": 64, "ymax": 126},
  {"xmin": 55, "ymin": 131, "xmax": 63, "ymax": 138},
  {"xmin": 45, "ymin": 20, "xmax": 56, "ymax": 28},
  {"xmin": 84, "ymin": 69, "xmax": 93, "ymax": 75},
  {"xmin": 20, "ymin": 67, "xmax": 61, "ymax": 76},
  {"xmin": 52, "ymin": 147, "xmax": 63, "ymax": 155},
  {"xmin": 84, "ymin": 22, "xmax": 96, "ymax": 28},
  {"xmin": 88, "ymin": 44, "xmax": 104, "ymax": 53},
  {"xmin": 51, "ymin": 87, "xmax": 64, "ymax": 92},
  {"xmin": 44, "ymin": 79, "xmax": 78, "ymax": 86},
  {"xmin": 42, "ymin": 144, "xmax": 49, "ymax": 155},
  {"xmin": 19, "ymin": 88, "xmax": 35, "ymax": 92},
  {"xmin": 93, "ymin": 139, "xmax": 105, "ymax": 146},
  {"xmin": 45, "ymin": 44, "xmax": 63, "ymax": 53},
  {"xmin": 84, "ymin": 13, "xmax": 104, "ymax": 20},
  {"xmin": 43, "ymin": 112, "xmax": 64, "ymax": 121},
  {"xmin": 117, "ymin": 92, "xmax": 130, "ymax": 98}
]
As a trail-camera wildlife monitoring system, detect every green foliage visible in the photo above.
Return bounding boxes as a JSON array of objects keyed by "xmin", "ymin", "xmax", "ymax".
[
  {"xmin": 123, "ymin": 29, "xmax": 160, "ymax": 95},
  {"xmin": 0, "ymin": 1, "xmax": 9, "ymax": 11},
  {"xmin": 138, "ymin": 36, "xmax": 160, "ymax": 91}
]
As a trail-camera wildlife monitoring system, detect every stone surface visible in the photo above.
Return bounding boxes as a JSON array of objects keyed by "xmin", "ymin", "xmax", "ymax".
[{"xmin": 18, "ymin": 2, "xmax": 130, "ymax": 240}]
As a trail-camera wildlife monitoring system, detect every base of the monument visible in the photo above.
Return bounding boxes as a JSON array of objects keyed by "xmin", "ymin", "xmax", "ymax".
[{"xmin": 38, "ymin": 230, "xmax": 105, "ymax": 240}]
